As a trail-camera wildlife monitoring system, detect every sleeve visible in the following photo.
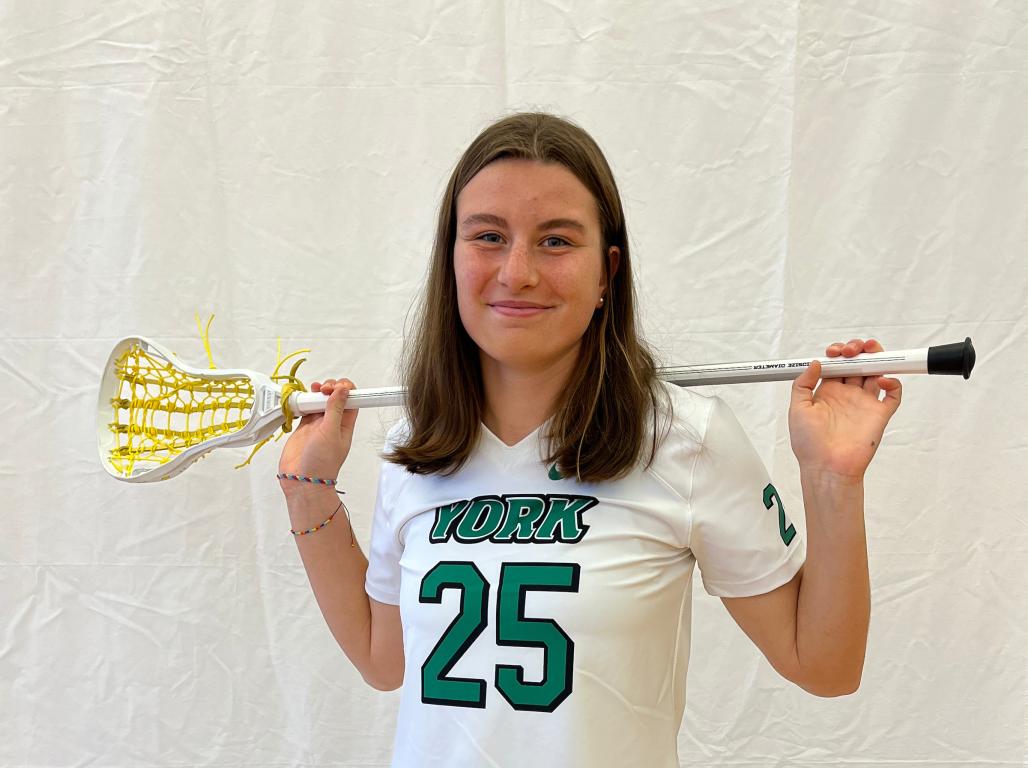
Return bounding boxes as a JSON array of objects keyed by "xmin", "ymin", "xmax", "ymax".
[
  {"xmin": 363, "ymin": 422, "xmax": 408, "ymax": 605},
  {"xmin": 688, "ymin": 395, "xmax": 806, "ymax": 598}
]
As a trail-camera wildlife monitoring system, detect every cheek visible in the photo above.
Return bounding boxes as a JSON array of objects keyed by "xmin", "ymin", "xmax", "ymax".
[
  {"xmin": 552, "ymin": 265, "xmax": 598, "ymax": 309},
  {"xmin": 453, "ymin": 254, "xmax": 473, "ymax": 301},
  {"xmin": 453, "ymin": 251, "xmax": 486, "ymax": 321}
]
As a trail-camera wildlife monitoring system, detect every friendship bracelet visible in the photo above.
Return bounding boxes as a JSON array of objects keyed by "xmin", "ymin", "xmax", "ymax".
[{"xmin": 277, "ymin": 472, "xmax": 345, "ymax": 494}]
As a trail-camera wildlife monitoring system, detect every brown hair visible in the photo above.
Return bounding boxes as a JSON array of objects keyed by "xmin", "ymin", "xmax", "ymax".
[{"xmin": 382, "ymin": 110, "xmax": 672, "ymax": 483}]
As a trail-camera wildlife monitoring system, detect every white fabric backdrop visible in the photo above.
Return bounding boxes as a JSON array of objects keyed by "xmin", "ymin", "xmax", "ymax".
[{"xmin": 2, "ymin": 1, "xmax": 1026, "ymax": 765}]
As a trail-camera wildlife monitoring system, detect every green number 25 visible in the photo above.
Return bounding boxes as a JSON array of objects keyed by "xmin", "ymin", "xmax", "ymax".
[{"xmin": 419, "ymin": 561, "xmax": 579, "ymax": 713}]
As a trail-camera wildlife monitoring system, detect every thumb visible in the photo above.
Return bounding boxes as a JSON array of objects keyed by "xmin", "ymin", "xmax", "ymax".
[{"xmin": 791, "ymin": 358, "xmax": 821, "ymax": 407}]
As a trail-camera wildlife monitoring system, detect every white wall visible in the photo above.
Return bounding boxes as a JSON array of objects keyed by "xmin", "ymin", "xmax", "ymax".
[{"xmin": 2, "ymin": 1, "xmax": 1025, "ymax": 765}]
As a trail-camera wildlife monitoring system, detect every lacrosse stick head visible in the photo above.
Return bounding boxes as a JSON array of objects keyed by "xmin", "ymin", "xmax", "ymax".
[{"xmin": 97, "ymin": 336, "xmax": 289, "ymax": 482}]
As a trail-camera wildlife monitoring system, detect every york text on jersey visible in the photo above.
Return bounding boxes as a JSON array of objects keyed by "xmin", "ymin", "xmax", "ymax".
[{"xmin": 429, "ymin": 494, "xmax": 598, "ymax": 544}]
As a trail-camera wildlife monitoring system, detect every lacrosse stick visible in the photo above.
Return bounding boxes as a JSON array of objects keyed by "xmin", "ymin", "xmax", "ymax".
[{"xmin": 98, "ymin": 334, "xmax": 975, "ymax": 483}]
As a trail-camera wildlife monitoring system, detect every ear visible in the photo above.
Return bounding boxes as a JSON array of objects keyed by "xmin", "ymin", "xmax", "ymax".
[{"xmin": 606, "ymin": 246, "xmax": 621, "ymax": 286}]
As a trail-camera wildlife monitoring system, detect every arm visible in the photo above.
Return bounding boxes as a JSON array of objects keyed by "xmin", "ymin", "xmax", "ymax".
[
  {"xmin": 721, "ymin": 471, "xmax": 868, "ymax": 697},
  {"xmin": 286, "ymin": 485, "xmax": 405, "ymax": 691},
  {"xmin": 278, "ymin": 376, "xmax": 406, "ymax": 692},
  {"xmin": 721, "ymin": 337, "xmax": 900, "ymax": 697}
]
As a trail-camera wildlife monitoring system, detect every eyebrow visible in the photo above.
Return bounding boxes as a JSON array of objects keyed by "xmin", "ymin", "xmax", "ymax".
[{"xmin": 459, "ymin": 212, "xmax": 587, "ymax": 233}]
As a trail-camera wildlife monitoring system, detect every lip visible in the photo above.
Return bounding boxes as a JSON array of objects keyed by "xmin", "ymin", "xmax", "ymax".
[{"xmin": 487, "ymin": 298, "xmax": 551, "ymax": 314}]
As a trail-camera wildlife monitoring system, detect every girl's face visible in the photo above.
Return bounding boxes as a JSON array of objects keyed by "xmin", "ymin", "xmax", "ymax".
[{"xmin": 453, "ymin": 158, "xmax": 619, "ymax": 375}]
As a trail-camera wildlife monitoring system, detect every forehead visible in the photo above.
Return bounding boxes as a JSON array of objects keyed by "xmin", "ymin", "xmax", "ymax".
[{"xmin": 456, "ymin": 158, "xmax": 596, "ymax": 224}]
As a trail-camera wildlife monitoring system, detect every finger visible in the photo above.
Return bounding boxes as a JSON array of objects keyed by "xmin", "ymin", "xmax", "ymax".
[
  {"xmin": 818, "ymin": 343, "xmax": 851, "ymax": 384},
  {"xmin": 296, "ymin": 380, "xmax": 324, "ymax": 426},
  {"xmin": 878, "ymin": 376, "xmax": 902, "ymax": 418},
  {"xmin": 860, "ymin": 339, "xmax": 885, "ymax": 395},
  {"xmin": 321, "ymin": 379, "xmax": 350, "ymax": 431},
  {"xmin": 823, "ymin": 343, "xmax": 855, "ymax": 384},
  {"xmin": 337, "ymin": 380, "xmax": 359, "ymax": 433},
  {"xmin": 841, "ymin": 339, "xmax": 865, "ymax": 385}
]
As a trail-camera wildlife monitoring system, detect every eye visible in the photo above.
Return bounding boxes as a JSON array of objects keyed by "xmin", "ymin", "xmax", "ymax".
[{"xmin": 472, "ymin": 233, "xmax": 571, "ymax": 247}]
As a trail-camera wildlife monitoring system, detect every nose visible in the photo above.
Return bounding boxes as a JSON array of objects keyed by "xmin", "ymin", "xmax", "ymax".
[{"xmin": 497, "ymin": 239, "xmax": 539, "ymax": 290}]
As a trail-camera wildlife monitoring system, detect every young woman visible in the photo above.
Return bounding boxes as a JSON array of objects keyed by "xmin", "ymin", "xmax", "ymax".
[{"xmin": 277, "ymin": 111, "xmax": 902, "ymax": 767}]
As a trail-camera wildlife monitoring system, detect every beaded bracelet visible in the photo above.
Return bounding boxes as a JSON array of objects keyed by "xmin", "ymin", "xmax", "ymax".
[
  {"xmin": 289, "ymin": 499, "xmax": 356, "ymax": 546},
  {"xmin": 291, "ymin": 500, "xmax": 341, "ymax": 536}
]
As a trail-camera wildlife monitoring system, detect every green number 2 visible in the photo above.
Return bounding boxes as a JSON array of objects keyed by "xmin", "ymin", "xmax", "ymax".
[
  {"xmin": 418, "ymin": 561, "xmax": 490, "ymax": 709},
  {"xmin": 763, "ymin": 482, "xmax": 796, "ymax": 546},
  {"xmin": 419, "ymin": 561, "xmax": 580, "ymax": 712}
]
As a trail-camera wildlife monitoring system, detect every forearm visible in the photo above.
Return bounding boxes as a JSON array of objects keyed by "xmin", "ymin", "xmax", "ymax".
[
  {"xmin": 285, "ymin": 486, "xmax": 378, "ymax": 686},
  {"xmin": 794, "ymin": 470, "xmax": 870, "ymax": 695}
]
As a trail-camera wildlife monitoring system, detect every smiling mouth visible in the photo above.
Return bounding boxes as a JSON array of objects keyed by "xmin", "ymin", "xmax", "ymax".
[{"xmin": 490, "ymin": 304, "xmax": 550, "ymax": 317}]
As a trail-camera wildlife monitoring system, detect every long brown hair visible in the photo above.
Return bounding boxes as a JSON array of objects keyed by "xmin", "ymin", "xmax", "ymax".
[{"xmin": 382, "ymin": 110, "xmax": 672, "ymax": 483}]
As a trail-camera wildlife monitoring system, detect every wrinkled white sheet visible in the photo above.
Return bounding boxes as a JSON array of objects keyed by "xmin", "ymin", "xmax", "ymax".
[{"xmin": 2, "ymin": 1, "xmax": 1026, "ymax": 765}]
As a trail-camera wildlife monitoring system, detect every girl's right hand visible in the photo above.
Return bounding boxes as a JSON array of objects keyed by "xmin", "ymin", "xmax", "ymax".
[{"xmin": 277, "ymin": 377, "xmax": 359, "ymax": 492}]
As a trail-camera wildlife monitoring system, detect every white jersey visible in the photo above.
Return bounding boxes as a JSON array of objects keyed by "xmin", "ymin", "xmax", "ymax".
[{"xmin": 365, "ymin": 381, "xmax": 805, "ymax": 767}]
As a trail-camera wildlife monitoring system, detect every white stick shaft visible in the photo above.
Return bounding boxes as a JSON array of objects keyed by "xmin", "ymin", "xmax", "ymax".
[
  {"xmin": 291, "ymin": 386, "xmax": 406, "ymax": 413},
  {"xmin": 661, "ymin": 347, "xmax": 929, "ymax": 386},
  {"xmin": 287, "ymin": 347, "xmax": 934, "ymax": 413}
]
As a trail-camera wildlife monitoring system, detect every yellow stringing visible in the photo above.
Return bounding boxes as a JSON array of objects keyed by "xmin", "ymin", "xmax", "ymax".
[{"xmin": 107, "ymin": 315, "xmax": 311, "ymax": 476}]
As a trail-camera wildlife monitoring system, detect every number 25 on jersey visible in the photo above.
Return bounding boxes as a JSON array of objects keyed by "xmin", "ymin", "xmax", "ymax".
[{"xmin": 419, "ymin": 561, "xmax": 580, "ymax": 712}]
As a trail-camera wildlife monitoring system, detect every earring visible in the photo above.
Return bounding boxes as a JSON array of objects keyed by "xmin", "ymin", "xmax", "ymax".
[{"xmin": 599, "ymin": 296, "xmax": 605, "ymax": 306}]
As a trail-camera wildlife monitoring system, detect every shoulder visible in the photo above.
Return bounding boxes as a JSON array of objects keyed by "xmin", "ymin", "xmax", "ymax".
[
  {"xmin": 651, "ymin": 379, "xmax": 720, "ymax": 452},
  {"xmin": 382, "ymin": 415, "xmax": 412, "ymax": 449},
  {"xmin": 645, "ymin": 381, "xmax": 758, "ymax": 493},
  {"xmin": 373, "ymin": 415, "xmax": 415, "ymax": 488},
  {"xmin": 641, "ymin": 381, "xmax": 715, "ymax": 496},
  {"xmin": 658, "ymin": 382, "xmax": 766, "ymax": 467}
]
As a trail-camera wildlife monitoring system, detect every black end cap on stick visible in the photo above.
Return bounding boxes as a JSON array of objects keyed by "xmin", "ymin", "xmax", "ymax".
[{"xmin": 927, "ymin": 337, "xmax": 975, "ymax": 379}]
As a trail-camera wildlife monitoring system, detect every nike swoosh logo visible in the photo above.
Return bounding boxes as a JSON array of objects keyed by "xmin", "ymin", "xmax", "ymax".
[{"xmin": 548, "ymin": 462, "xmax": 563, "ymax": 481}]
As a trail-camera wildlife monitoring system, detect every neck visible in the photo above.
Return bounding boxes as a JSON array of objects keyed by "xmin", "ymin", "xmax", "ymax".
[{"xmin": 479, "ymin": 345, "xmax": 580, "ymax": 447}]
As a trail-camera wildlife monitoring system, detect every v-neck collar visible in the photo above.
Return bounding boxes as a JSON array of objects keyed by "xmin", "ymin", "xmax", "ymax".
[{"xmin": 478, "ymin": 416, "xmax": 553, "ymax": 465}]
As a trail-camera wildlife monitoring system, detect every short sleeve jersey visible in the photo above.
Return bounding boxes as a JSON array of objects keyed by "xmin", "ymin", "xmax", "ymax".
[{"xmin": 364, "ymin": 381, "xmax": 805, "ymax": 767}]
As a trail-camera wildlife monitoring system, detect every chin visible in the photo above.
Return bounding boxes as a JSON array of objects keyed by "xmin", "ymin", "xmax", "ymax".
[
  {"xmin": 482, "ymin": 347, "xmax": 552, "ymax": 368},
  {"xmin": 479, "ymin": 337, "xmax": 583, "ymax": 372}
]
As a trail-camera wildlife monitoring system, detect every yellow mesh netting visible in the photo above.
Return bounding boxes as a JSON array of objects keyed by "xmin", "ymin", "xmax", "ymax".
[{"xmin": 105, "ymin": 315, "xmax": 311, "ymax": 478}]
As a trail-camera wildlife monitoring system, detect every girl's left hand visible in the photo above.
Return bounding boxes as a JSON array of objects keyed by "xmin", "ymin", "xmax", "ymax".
[{"xmin": 788, "ymin": 338, "xmax": 903, "ymax": 482}]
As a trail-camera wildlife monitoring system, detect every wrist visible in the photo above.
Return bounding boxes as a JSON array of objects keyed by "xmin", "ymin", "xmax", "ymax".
[
  {"xmin": 280, "ymin": 479, "xmax": 341, "ymax": 503},
  {"xmin": 799, "ymin": 465, "xmax": 865, "ymax": 489}
]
